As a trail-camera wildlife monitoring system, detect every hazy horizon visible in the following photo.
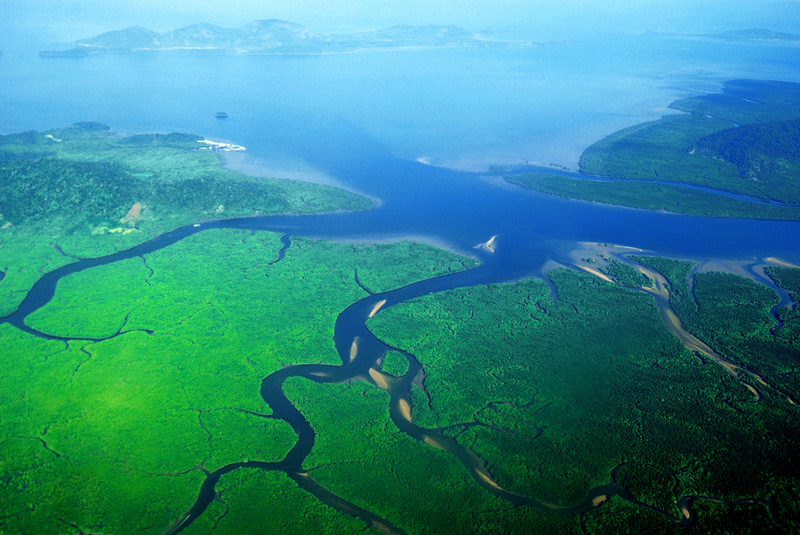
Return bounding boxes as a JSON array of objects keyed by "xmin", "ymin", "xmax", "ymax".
[{"xmin": 3, "ymin": 0, "xmax": 800, "ymax": 50}]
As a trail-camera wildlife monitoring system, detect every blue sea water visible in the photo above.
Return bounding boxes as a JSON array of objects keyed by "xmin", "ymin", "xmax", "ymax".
[{"xmin": 2, "ymin": 32, "xmax": 800, "ymax": 268}]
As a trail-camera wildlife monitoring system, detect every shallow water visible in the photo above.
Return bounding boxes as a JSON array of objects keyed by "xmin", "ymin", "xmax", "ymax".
[{"xmin": 2, "ymin": 34, "xmax": 800, "ymax": 263}]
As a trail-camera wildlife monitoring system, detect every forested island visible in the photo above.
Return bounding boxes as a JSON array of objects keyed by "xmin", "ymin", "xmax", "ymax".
[
  {"xmin": 1, "ymin": 119, "xmax": 799, "ymax": 534},
  {"xmin": 38, "ymin": 20, "xmax": 512, "ymax": 57},
  {"xmin": 506, "ymin": 80, "xmax": 800, "ymax": 219}
]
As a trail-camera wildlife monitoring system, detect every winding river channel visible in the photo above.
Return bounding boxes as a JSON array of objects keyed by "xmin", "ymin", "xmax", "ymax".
[
  {"xmin": 2, "ymin": 164, "xmax": 800, "ymax": 532},
  {"xmin": 3, "ymin": 36, "xmax": 800, "ymax": 532}
]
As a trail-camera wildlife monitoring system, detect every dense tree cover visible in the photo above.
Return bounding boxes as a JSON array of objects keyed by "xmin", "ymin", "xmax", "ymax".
[
  {"xmin": 4, "ymin": 120, "xmax": 799, "ymax": 534},
  {"xmin": 630, "ymin": 256, "xmax": 697, "ymax": 312},
  {"xmin": 0, "ymin": 123, "xmax": 371, "ymax": 228},
  {"xmin": 766, "ymin": 266, "xmax": 800, "ymax": 297},
  {"xmin": 117, "ymin": 132, "xmax": 203, "ymax": 147},
  {"xmin": 504, "ymin": 172, "xmax": 800, "ymax": 219},
  {"xmin": 695, "ymin": 118, "xmax": 800, "ymax": 171},
  {"xmin": 0, "ymin": 155, "xmax": 135, "ymax": 223},
  {"xmin": 633, "ymin": 257, "xmax": 800, "ymax": 399},
  {"xmin": 565, "ymin": 80, "xmax": 800, "ymax": 210},
  {"xmin": 579, "ymin": 114, "xmax": 741, "ymax": 187},
  {"xmin": 631, "ymin": 255, "xmax": 700, "ymax": 335},
  {"xmin": 0, "ymin": 228, "xmax": 476, "ymax": 534},
  {"xmin": 600, "ymin": 259, "xmax": 658, "ymax": 288},
  {"xmin": 367, "ymin": 269, "xmax": 800, "ymax": 532},
  {"xmin": 283, "ymin": 378, "xmax": 582, "ymax": 534},
  {"xmin": 582, "ymin": 494, "xmax": 781, "ymax": 535},
  {"xmin": 181, "ymin": 469, "xmax": 368, "ymax": 535},
  {"xmin": 688, "ymin": 272, "xmax": 788, "ymax": 371},
  {"xmin": 0, "ymin": 124, "xmax": 373, "ymax": 317},
  {"xmin": 669, "ymin": 80, "xmax": 800, "ymax": 125},
  {"xmin": 693, "ymin": 118, "xmax": 800, "ymax": 202},
  {"xmin": 350, "ymin": 241, "xmax": 478, "ymax": 294},
  {"xmin": 380, "ymin": 351, "xmax": 410, "ymax": 376}
]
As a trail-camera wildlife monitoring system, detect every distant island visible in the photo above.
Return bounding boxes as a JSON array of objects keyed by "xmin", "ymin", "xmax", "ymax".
[
  {"xmin": 38, "ymin": 19, "xmax": 516, "ymax": 57},
  {"xmin": 706, "ymin": 28, "xmax": 800, "ymax": 42}
]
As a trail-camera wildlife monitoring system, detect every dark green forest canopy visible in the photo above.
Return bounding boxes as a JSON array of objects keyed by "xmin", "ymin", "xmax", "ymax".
[
  {"xmin": 766, "ymin": 265, "xmax": 800, "ymax": 296},
  {"xmin": 579, "ymin": 79, "xmax": 800, "ymax": 201},
  {"xmin": 367, "ymin": 266, "xmax": 800, "ymax": 533},
  {"xmin": 506, "ymin": 80, "xmax": 800, "ymax": 216},
  {"xmin": 0, "ymin": 122, "xmax": 371, "ymax": 228}
]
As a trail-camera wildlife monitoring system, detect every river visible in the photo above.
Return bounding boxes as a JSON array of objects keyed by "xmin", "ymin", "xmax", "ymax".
[{"xmin": 2, "ymin": 31, "xmax": 800, "ymax": 533}]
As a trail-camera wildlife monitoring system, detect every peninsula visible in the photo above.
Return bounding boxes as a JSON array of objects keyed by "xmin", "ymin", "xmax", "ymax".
[{"xmin": 505, "ymin": 79, "xmax": 800, "ymax": 219}]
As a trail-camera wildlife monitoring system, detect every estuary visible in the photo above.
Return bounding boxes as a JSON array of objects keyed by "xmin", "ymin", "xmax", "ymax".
[{"xmin": 2, "ymin": 28, "xmax": 800, "ymax": 534}]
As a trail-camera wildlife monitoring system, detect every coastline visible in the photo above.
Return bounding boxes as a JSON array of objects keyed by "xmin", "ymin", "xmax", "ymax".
[{"xmin": 221, "ymin": 151, "xmax": 382, "ymax": 207}]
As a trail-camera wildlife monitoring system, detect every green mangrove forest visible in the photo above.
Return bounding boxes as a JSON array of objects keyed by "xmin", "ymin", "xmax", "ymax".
[{"xmin": 1, "ymin": 122, "xmax": 799, "ymax": 534}]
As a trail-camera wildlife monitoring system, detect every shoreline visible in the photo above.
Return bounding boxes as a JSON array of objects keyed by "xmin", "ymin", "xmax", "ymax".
[{"xmin": 221, "ymin": 152, "xmax": 382, "ymax": 207}]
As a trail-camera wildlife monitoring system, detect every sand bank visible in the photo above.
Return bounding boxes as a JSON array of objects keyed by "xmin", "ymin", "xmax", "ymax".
[{"xmin": 369, "ymin": 299, "xmax": 387, "ymax": 318}]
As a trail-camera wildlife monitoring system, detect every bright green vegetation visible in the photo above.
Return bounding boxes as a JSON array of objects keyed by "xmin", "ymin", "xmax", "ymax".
[
  {"xmin": 283, "ymin": 378, "xmax": 581, "ymax": 534},
  {"xmin": 0, "ymin": 228, "xmax": 475, "ymax": 534},
  {"xmin": 0, "ymin": 323, "xmax": 213, "ymax": 534},
  {"xmin": 181, "ymin": 469, "xmax": 367, "ymax": 534},
  {"xmin": 506, "ymin": 80, "xmax": 800, "ymax": 218},
  {"xmin": 351, "ymin": 241, "xmax": 478, "ymax": 294},
  {"xmin": 5, "ymin": 120, "xmax": 799, "ymax": 534},
  {"xmin": 504, "ymin": 172, "xmax": 800, "ymax": 220},
  {"xmin": 599, "ymin": 259, "xmax": 653, "ymax": 288},
  {"xmin": 0, "ymin": 123, "xmax": 373, "ymax": 317},
  {"xmin": 380, "ymin": 351, "xmax": 410, "ymax": 376},
  {"xmin": 367, "ymin": 269, "xmax": 800, "ymax": 531},
  {"xmin": 24, "ymin": 234, "xmax": 470, "ymax": 342}
]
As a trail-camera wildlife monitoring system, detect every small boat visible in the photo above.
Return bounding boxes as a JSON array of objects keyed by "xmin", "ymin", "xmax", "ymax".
[{"xmin": 215, "ymin": 111, "xmax": 228, "ymax": 119}]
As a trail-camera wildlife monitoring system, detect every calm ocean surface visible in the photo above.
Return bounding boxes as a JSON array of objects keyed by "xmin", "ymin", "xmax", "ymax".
[{"xmin": 2, "ymin": 33, "xmax": 800, "ymax": 270}]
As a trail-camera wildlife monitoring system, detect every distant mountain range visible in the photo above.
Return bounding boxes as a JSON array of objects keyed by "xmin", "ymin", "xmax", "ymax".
[
  {"xmin": 707, "ymin": 28, "xmax": 800, "ymax": 41},
  {"xmin": 38, "ymin": 19, "xmax": 514, "ymax": 57}
]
